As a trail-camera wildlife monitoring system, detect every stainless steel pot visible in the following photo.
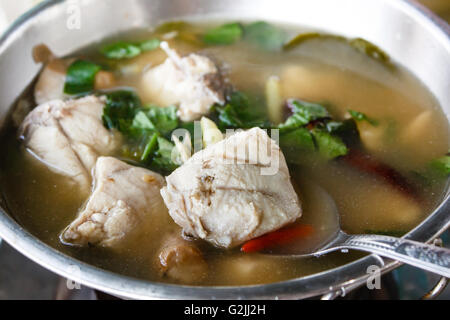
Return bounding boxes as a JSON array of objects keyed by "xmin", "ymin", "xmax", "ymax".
[{"xmin": 0, "ymin": 0, "xmax": 448, "ymax": 300}]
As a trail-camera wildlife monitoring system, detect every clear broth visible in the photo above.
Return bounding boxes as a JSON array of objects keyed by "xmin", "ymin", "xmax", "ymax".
[{"xmin": 0, "ymin": 22, "xmax": 448, "ymax": 286}]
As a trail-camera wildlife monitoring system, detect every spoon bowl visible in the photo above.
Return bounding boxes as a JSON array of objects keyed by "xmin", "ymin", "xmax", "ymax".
[{"xmin": 275, "ymin": 183, "xmax": 450, "ymax": 278}]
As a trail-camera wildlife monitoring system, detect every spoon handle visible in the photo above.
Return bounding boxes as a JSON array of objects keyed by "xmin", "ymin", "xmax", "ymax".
[{"xmin": 340, "ymin": 234, "xmax": 450, "ymax": 278}]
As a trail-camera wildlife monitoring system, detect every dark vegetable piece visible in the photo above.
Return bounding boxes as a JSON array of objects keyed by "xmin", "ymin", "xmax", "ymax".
[
  {"xmin": 325, "ymin": 119, "xmax": 361, "ymax": 147},
  {"xmin": 283, "ymin": 32, "xmax": 341, "ymax": 50},
  {"xmin": 101, "ymin": 89, "xmax": 179, "ymax": 173},
  {"xmin": 203, "ymin": 23, "xmax": 243, "ymax": 45},
  {"xmin": 64, "ymin": 60, "xmax": 102, "ymax": 95},
  {"xmin": 151, "ymin": 137, "xmax": 179, "ymax": 174},
  {"xmin": 102, "ymin": 90, "xmax": 142, "ymax": 132},
  {"xmin": 341, "ymin": 149, "xmax": 418, "ymax": 199},
  {"xmin": 275, "ymin": 99, "xmax": 348, "ymax": 162},
  {"xmin": 241, "ymin": 224, "xmax": 314, "ymax": 253},
  {"xmin": 348, "ymin": 109, "xmax": 379, "ymax": 126},
  {"xmin": 349, "ymin": 38, "xmax": 391, "ymax": 66},
  {"xmin": 284, "ymin": 32, "xmax": 393, "ymax": 69},
  {"xmin": 141, "ymin": 132, "xmax": 159, "ymax": 162},
  {"xmin": 279, "ymin": 99, "xmax": 330, "ymax": 131},
  {"xmin": 143, "ymin": 105, "xmax": 178, "ymax": 136},
  {"xmin": 243, "ymin": 21, "xmax": 288, "ymax": 51},
  {"xmin": 279, "ymin": 128, "xmax": 316, "ymax": 154},
  {"xmin": 213, "ymin": 91, "xmax": 269, "ymax": 130},
  {"xmin": 132, "ymin": 106, "xmax": 178, "ymax": 137},
  {"xmin": 101, "ymin": 39, "xmax": 160, "ymax": 60},
  {"xmin": 311, "ymin": 128, "xmax": 348, "ymax": 160}
]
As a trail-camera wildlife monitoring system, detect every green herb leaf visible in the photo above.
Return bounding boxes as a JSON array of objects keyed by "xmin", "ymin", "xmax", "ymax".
[
  {"xmin": 411, "ymin": 155, "xmax": 450, "ymax": 186},
  {"xmin": 139, "ymin": 39, "xmax": 161, "ymax": 51},
  {"xmin": 142, "ymin": 105, "xmax": 178, "ymax": 136},
  {"xmin": 132, "ymin": 111, "xmax": 156, "ymax": 131},
  {"xmin": 279, "ymin": 128, "xmax": 316, "ymax": 164},
  {"xmin": 101, "ymin": 42, "xmax": 141, "ymax": 59},
  {"xmin": 213, "ymin": 91, "xmax": 269, "ymax": 130},
  {"xmin": 151, "ymin": 137, "xmax": 179, "ymax": 174},
  {"xmin": 64, "ymin": 60, "xmax": 102, "ymax": 95},
  {"xmin": 203, "ymin": 23, "xmax": 243, "ymax": 45},
  {"xmin": 101, "ymin": 39, "xmax": 160, "ymax": 60},
  {"xmin": 102, "ymin": 90, "xmax": 142, "ymax": 132},
  {"xmin": 326, "ymin": 119, "xmax": 361, "ymax": 147},
  {"xmin": 130, "ymin": 106, "xmax": 178, "ymax": 137},
  {"xmin": 101, "ymin": 89, "xmax": 181, "ymax": 173},
  {"xmin": 311, "ymin": 128, "xmax": 348, "ymax": 160},
  {"xmin": 428, "ymin": 156, "xmax": 450, "ymax": 178},
  {"xmin": 278, "ymin": 99, "xmax": 330, "ymax": 131},
  {"xmin": 141, "ymin": 132, "xmax": 159, "ymax": 162},
  {"xmin": 244, "ymin": 22, "xmax": 288, "ymax": 51},
  {"xmin": 348, "ymin": 110, "xmax": 379, "ymax": 126},
  {"xmin": 348, "ymin": 38, "xmax": 391, "ymax": 66}
]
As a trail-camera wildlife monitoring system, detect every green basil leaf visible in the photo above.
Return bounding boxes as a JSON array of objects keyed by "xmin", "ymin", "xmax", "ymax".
[
  {"xmin": 311, "ymin": 128, "xmax": 348, "ymax": 160},
  {"xmin": 428, "ymin": 156, "xmax": 450, "ymax": 178},
  {"xmin": 279, "ymin": 128, "xmax": 316, "ymax": 164},
  {"xmin": 139, "ymin": 39, "xmax": 161, "ymax": 51},
  {"xmin": 213, "ymin": 91, "xmax": 269, "ymax": 130},
  {"xmin": 142, "ymin": 105, "xmax": 178, "ymax": 136},
  {"xmin": 101, "ymin": 39, "xmax": 160, "ymax": 60},
  {"xmin": 326, "ymin": 119, "xmax": 361, "ymax": 147},
  {"xmin": 244, "ymin": 22, "xmax": 288, "ymax": 51},
  {"xmin": 203, "ymin": 23, "xmax": 243, "ymax": 45},
  {"xmin": 102, "ymin": 90, "xmax": 142, "ymax": 131},
  {"xmin": 151, "ymin": 137, "xmax": 179, "ymax": 174},
  {"xmin": 64, "ymin": 60, "xmax": 101, "ymax": 95},
  {"xmin": 278, "ymin": 99, "xmax": 330, "ymax": 131},
  {"xmin": 141, "ymin": 132, "xmax": 159, "ymax": 162},
  {"xmin": 101, "ymin": 42, "xmax": 141, "ymax": 59},
  {"xmin": 132, "ymin": 111, "xmax": 156, "ymax": 131}
]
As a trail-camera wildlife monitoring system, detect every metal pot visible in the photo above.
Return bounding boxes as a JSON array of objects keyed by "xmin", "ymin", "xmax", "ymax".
[{"xmin": 0, "ymin": 0, "xmax": 448, "ymax": 299}]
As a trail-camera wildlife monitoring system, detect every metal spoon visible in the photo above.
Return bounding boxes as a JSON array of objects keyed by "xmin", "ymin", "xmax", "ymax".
[
  {"xmin": 277, "ymin": 184, "xmax": 450, "ymax": 278},
  {"xmin": 298, "ymin": 229, "xmax": 450, "ymax": 278}
]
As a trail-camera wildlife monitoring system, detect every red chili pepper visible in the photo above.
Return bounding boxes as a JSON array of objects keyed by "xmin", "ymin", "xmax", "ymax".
[{"xmin": 241, "ymin": 224, "xmax": 314, "ymax": 253}]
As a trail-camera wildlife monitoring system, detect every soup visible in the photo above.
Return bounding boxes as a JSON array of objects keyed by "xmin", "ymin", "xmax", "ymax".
[{"xmin": 0, "ymin": 21, "xmax": 448, "ymax": 286}]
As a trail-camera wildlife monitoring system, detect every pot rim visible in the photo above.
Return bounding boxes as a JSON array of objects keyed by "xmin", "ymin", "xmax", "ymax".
[{"xmin": 0, "ymin": 0, "xmax": 448, "ymax": 299}]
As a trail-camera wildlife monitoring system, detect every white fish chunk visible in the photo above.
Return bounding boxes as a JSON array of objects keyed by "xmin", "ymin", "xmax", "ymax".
[
  {"xmin": 160, "ymin": 128, "xmax": 302, "ymax": 248},
  {"xmin": 61, "ymin": 157, "xmax": 167, "ymax": 247},
  {"xmin": 18, "ymin": 96, "xmax": 120, "ymax": 190},
  {"xmin": 141, "ymin": 42, "xmax": 225, "ymax": 122}
]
